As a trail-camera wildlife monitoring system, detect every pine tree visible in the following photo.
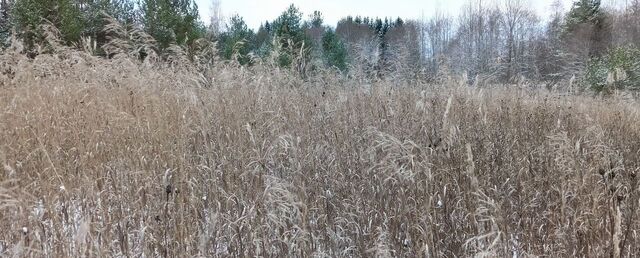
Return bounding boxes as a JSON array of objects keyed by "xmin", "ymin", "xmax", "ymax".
[
  {"xmin": 81, "ymin": 0, "xmax": 135, "ymax": 53},
  {"xmin": 322, "ymin": 29, "xmax": 348, "ymax": 72},
  {"xmin": 254, "ymin": 21, "xmax": 271, "ymax": 57},
  {"xmin": 12, "ymin": 0, "xmax": 84, "ymax": 48},
  {"xmin": 219, "ymin": 14, "xmax": 254, "ymax": 65},
  {"xmin": 309, "ymin": 10, "xmax": 323, "ymax": 28},
  {"xmin": 304, "ymin": 10, "xmax": 325, "ymax": 58},
  {"xmin": 140, "ymin": 0, "xmax": 203, "ymax": 50},
  {"xmin": 271, "ymin": 4, "xmax": 311, "ymax": 68}
]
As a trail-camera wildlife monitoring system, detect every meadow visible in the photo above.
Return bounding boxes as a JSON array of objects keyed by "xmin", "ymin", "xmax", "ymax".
[{"xmin": 1, "ymin": 45, "xmax": 640, "ymax": 257}]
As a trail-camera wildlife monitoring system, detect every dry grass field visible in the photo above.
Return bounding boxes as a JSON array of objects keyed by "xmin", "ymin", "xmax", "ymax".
[{"xmin": 1, "ymin": 47, "xmax": 640, "ymax": 257}]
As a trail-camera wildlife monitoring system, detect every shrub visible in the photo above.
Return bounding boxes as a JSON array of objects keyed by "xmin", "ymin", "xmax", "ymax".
[{"xmin": 586, "ymin": 46, "xmax": 640, "ymax": 93}]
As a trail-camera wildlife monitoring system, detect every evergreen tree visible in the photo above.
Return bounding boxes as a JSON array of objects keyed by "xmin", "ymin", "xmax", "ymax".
[
  {"xmin": 12, "ymin": 0, "xmax": 83, "ymax": 48},
  {"xmin": 81, "ymin": 0, "xmax": 135, "ymax": 53},
  {"xmin": 0, "ymin": 0, "xmax": 12, "ymax": 47},
  {"xmin": 271, "ymin": 4, "xmax": 311, "ymax": 68},
  {"xmin": 254, "ymin": 21, "xmax": 271, "ymax": 57},
  {"xmin": 322, "ymin": 29, "xmax": 348, "ymax": 72},
  {"xmin": 354, "ymin": 16, "xmax": 362, "ymax": 24},
  {"xmin": 140, "ymin": 0, "xmax": 203, "ymax": 50},
  {"xmin": 372, "ymin": 17, "xmax": 391, "ymax": 76},
  {"xmin": 563, "ymin": 0, "xmax": 611, "ymax": 57},
  {"xmin": 219, "ymin": 14, "xmax": 254, "ymax": 65},
  {"xmin": 309, "ymin": 10, "xmax": 323, "ymax": 28},
  {"xmin": 586, "ymin": 46, "xmax": 640, "ymax": 92},
  {"xmin": 304, "ymin": 10, "xmax": 325, "ymax": 61}
]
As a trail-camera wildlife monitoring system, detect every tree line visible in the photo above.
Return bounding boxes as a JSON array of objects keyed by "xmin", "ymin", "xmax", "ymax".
[
  {"xmin": 0, "ymin": 0, "xmax": 639, "ymax": 92},
  {"xmin": 417, "ymin": 0, "xmax": 640, "ymax": 92}
]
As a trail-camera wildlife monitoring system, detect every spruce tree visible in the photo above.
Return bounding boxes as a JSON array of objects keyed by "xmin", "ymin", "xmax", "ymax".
[{"xmin": 564, "ymin": 0, "xmax": 611, "ymax": 57}]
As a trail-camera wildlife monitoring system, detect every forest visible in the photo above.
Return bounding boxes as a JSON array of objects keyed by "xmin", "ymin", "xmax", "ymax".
[
  {"xmin": 1, "ymin": 0, "xmax": 640, "ymax": 257},
  {"xmin": 0, "ymin": 0, "xmax": 639, "ymax": 91}
]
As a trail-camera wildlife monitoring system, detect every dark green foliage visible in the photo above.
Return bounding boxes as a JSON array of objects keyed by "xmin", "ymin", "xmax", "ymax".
[
  {"xmin": 219, "ymin": 14, "xmax": 254, "ymax": 65},
  {"xmin": 563, "ymin": 0, "xmax": 611, "ymax": 57},
  {"xmin": 586, "ymin": 46, "xmax": 640, "ymax": 92},
  {"xmin": 373, "ymin": 18, "xmax": 393, "ymax": 76},
  {"xmin": 586, "ymin": 57, "xmax": 610, "ymax": 92},
  {"xmin": 253, "ymin": 21, "xmax": 271, "ymax": 57},
  {"xmin": 272, "ymin": 4, "xmax": 303, "ymax": 42},
  {"xmin": 140, "ymin": 0, "xmax": 203, "ymax": 50},
  {"xmin": 3, "ymin": 1, "xmax": 402, "ymax": 76},
  {"xmin": 81, "ymin": 0, "xmax": 135, "ymax": 54},
  {"xmin": 108, "ymin": 0, "xmax": 135, "ymax": 23},
  {"xmin": 12, "ymin": 0, "xmax": 84, "ymax": 48},
  {"xmin": 395, "ymin": 17, "xmax": 404, "ymax": 27},
  {"xmin": 6, "ymin": 0, "xmax": 203, "ymax": 54},
  {"xmin": 565, "ymin": 0, "xmax": 602, "ymax": 28},
  {"xmin": 271, "ymin": 4, "xmax": 311, "ymax": 68},
  {"xmin": 8, "ymin": 0, "xmax": 137, "ymax": 53},
  {"xmin": 309, "ymin": 10, "xmax": 323, "ymax": 28},
  {"xmin": 303, "ymin": 10, "xmax": 325, "ymax": 66},
  {"xmin": 321, "ymin": 29, "xmax": 347, "ymax": 72},
  {"xmin": 1, "ymin": 0, "xmax": 12, "ymax": 47}
]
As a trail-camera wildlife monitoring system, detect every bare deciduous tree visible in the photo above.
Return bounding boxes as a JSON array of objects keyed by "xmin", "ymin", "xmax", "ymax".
[
  {"xmin": 501, "ymin": 0, "xmax": 539, "ymax": 81},
  {"xmin": 423, "ymin": 10, "xmax": 454, "ymax": 78}
]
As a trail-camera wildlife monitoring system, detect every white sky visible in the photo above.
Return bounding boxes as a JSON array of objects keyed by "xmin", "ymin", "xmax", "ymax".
[{"xmin": 194, "ymin": 0, "xmax": 617, "ymax": 30}]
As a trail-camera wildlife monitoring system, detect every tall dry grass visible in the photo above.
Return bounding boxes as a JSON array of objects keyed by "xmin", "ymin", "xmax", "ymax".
[{"xmin": 1, "ymin": 36, "xmax": 640, "ymax": 257}]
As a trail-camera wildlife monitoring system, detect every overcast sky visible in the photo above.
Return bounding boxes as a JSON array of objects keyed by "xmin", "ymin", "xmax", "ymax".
[{"xmin": 194, "ymin": 0, "xmax": 579, "ymax": 30}]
